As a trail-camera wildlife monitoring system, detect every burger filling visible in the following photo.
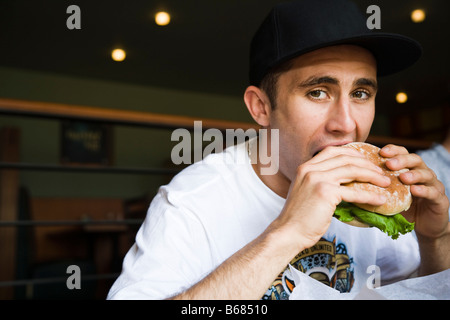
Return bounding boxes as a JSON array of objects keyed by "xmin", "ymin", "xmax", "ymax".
[{"xmin": 334, "ymin": 202, "xmax": 415, "ymax": 240}]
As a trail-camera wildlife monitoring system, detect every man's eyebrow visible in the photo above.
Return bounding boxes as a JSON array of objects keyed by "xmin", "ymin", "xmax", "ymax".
[
  {"xmin": 297, "ymin": 76, "xmax": 339, "ymax": 88},
  {"xmin": 354, "ymin": 78, "xmax": 378, "ymax": 91},
  {"xmin": 297, "ymin": 76, "xmax": 378, "ymax": 91}
]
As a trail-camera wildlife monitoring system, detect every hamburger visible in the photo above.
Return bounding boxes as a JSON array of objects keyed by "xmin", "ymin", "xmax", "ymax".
[{"xmin": 333, "ymin": 142, "xmax": 415, "ymax": 239}]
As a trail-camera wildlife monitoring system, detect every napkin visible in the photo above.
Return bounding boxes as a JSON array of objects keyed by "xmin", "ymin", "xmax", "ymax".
[{"xmin": 289, "ymin": 265, "xmax": 450, "ymax": 300}]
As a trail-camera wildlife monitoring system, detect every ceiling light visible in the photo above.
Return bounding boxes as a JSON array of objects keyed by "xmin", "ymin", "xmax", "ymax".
[
  {"xmin": 396, "ymin": 92, "xmax": 408, "ymax": 104},
  {"xmin": 411, "ymin": 9, "xmax": 426, "ymax": 23},
  {"xmin": 111, "ymin": 48, "xmax": 126, "ymax": 62},
  {"xmin": 155, "ymin": 11, "xmax": 171, "ymax": 26}
]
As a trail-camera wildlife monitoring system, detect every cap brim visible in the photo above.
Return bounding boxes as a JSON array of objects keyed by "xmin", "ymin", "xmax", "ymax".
[
  {"xmin": 338, "ymin": 33, "xmax": 423, "ymax": 77},
  {"xmin": 268, "ymin": 33, "xmax": 422, "ymax": 78}
]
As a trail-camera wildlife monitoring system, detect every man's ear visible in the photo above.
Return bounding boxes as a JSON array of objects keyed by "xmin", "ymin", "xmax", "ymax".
[{"xmin": 243, "ymin": 86, "xmax": 272, "ymax": 127}]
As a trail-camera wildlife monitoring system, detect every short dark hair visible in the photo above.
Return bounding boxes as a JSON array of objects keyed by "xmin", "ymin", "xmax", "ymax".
[{"xmin": 259, "ymin": 59, "xmax": 294, "ymax": 109}]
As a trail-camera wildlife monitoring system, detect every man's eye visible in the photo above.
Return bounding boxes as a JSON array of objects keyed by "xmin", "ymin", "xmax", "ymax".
[
  {"xmin": 308, "ymin": 90, "xmax": 327, "ymax": 99},
  {"xmin": 352, "ymin": 91, "xmax": 370, "ymax": 99}
]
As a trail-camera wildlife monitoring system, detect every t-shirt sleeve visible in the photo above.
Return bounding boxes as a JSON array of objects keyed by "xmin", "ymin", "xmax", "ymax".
[{"xmin": 107, "ymin": 190, "xmax": 214, "ymax": 299}]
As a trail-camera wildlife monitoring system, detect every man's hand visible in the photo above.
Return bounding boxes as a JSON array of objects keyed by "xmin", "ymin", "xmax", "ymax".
[
  {"xmin": 380, "ymin": 144, "xmax": 450, "ymax": 239},
  {"xmin": 275, "ymin": 145, "xmax": 390, "ymax": 250},
  {"xmin": 380, "ymin": 144, "xmax": 450, "ymax": 275}
]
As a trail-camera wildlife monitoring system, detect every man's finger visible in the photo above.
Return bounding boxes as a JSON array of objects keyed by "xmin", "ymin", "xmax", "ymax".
[
  {"xmin": 379, "ymin": 144, "xmax": 409, "ymax": 157},
  {"xmin": 385, "ymin": 153, "xmax": 423, "ymax": 171}
]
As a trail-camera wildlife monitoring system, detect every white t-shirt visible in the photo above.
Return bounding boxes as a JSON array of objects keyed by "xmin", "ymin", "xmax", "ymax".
[{"xmin": 107, "ymin": 140, "xmax": 420, "ymax": 300}]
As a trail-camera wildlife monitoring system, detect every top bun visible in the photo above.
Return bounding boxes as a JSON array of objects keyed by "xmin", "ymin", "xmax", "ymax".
[{"xmin": 342, "ymin": 142, "xmax": 412, "ymax": 215}]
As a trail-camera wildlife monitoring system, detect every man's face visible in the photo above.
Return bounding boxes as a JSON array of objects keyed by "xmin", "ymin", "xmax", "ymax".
[{"xmin": 269, "ymin": 45, "xmax": 378, "ymax": 181}]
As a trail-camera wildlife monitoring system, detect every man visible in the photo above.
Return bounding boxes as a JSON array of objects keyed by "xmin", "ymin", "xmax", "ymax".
[{"xmin": 108, "ymin": 0, "xmax": 449, "ymax": 300}]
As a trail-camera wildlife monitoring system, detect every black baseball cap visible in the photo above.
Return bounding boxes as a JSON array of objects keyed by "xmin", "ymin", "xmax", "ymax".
[{"xmin": 249, "ymin": 0, "xmax": 422, "ymax": 86}]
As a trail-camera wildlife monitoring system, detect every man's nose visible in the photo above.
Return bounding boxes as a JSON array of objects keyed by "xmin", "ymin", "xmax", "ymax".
[{"xmin": 325, "ymin": 97, "xmax": 357, "ymax": 134}]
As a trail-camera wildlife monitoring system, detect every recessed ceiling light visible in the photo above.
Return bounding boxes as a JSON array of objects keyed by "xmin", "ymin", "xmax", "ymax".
[
  {"xmin": 411, "ymin": 9, "xmax": 426, "ymax": 23},
  {"xmin": 111, "ymin": 48, "xmax": 126, "ymax": 62},
  {"xmin": 396, "ymin": 92, "xmax": 408, "ymax": 104},
  {"xmin": 155, "ymin": 11, "xmax": 170, "ymax": 26}
]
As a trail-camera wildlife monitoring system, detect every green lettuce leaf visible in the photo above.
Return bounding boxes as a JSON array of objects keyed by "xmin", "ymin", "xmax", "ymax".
[{"xmin": 334, "ymin": 202, "xmax": 415, "ymax": 240}]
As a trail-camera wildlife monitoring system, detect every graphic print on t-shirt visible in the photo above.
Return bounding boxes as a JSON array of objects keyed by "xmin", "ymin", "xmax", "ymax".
[{"xmin": 262, "ymin": 236, "xmax": 354, "ymax": 300}]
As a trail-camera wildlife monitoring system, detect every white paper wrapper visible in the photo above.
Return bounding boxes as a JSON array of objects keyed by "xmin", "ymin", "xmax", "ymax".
[{"xmin": 289, "ymin": 265, "xmax": 450, "ymax": 300}]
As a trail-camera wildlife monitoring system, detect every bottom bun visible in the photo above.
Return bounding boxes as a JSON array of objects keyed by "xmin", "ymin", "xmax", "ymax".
[{"xmin": 342, "ymin": 219, "xmax": 371, "ymax": 228}]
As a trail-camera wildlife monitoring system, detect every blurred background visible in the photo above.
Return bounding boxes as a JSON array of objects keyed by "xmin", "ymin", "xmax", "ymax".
[{"xmin": 0, "ymin": 0, "xmax": 448, "ymax": 299}]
